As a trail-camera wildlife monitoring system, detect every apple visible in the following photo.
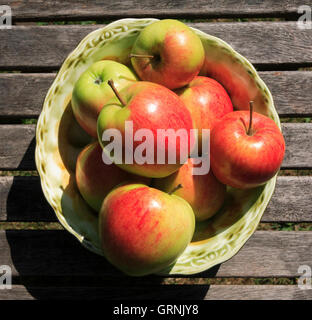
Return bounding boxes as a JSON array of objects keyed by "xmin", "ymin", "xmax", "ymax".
[
  {"xmin": 153, "ymin": 158, "xmax": 226, "ymax": 221},
  {"xmin": 76, "ymin": 141, "xmax": 150, "ymax": 212},
  {"xmin": 99, "ymin": 183, "xmax": 195, "ymax": 276},
  {"xmin": 71, "ymin": 60, "xmax": 137, "ymax": 137},
  {"xmin": 130, "ymin": 19, "xmax": 205, "ymax": 90},
  {"xmin": 210, "ymin": 102, "xmax": 285, "ymax": 189},
  {"xmin": 176, "ymin": 76, "xmax": 233, "ymax": 151},
  {"xmin": 97, "ymin": 80, "xmax": 195, "ymax": 178}
]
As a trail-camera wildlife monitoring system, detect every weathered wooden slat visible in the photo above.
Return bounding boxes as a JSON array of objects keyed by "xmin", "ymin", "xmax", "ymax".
[
  {"xmin": 7, "ymin": 0, "xmax": 303, "ymax": 20},
  {"xmin": 1, "ymin": 72, "xmax": 312, "ymax": 118},
  {"xmin": 1, "ymin": 22, "xmax": 312, "ymax": 69},
  {"xmin": 0, "ymin": 123, "xmax": 310, "ymax": 170},
  {"xmin": 260, "ymin": 71, "xmax": 312, "ymax": 117},
  {"xmin": 0, "ymin": 230, "xmax": 311, "ymax": 277},
  {"xmin": 202, "ymin": 285, "xmax": 312, "ymax": 300},
  {"xmin": 0, "ymin": 176, "xmax": 55, "ymax": 221},
  {"xmin": 0, "ymin": 285, "xmax": 311, "ymax": 300},
  {"xmin": 282, "ymin": 123, "xmax": 312, "ymax": 169},
  {"xmin": 0, "ymin": 74, "xmax": 55, "ymax": 117},
  {"xmin": 264, "ymin": 176, "xmax": 312, "ymax": 222},
  {"xmin": 0, "ymin": 125, "xmax": 36, "ymax": 170},
  {"xmin": 1, "ymin": 176, "xmax": 311, "ymax": 222}
]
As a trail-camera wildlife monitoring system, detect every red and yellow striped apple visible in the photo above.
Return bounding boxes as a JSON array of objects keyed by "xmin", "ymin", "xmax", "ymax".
[
  {"xmin": 210, "ymin": 104, "xmax": 285, "ymax": 189},
  {"xmin": 99, "ymin": 183, "xmax": 195, "ymax": 276},
  {"xmin": 153, "ymin": 158, "xmax": 226, "ymax": 221},
  {"xmin": 176, "ymin": 76, "xmax": 233, "ymax": 150},
  {"xmin": 76, "ymin": 141, "xmax": 150, "ymax": 212},
  {"xmin": 130, "ymin": 19, "xmax": 205, "ymax": 90},
  {"xmin": 97, "ymin": 81, "xmax": 195, "ymax": 178}
]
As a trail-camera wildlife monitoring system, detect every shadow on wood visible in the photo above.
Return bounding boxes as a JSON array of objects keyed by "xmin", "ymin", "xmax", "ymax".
[
  {"xmin": 5, "ymin": 229, "xmax": 220, "ymax": 299},
  {"xmin": 4, "ymin": 105, "xmax": 220, "ymax": 299},
  {"xmin": 17, "ymin": 285, "xmax": 212, "ymax": 300},
  {"xmin": 6, "ymin": 175, "xmax": 55, "ymax": 221},
  {"xmin": 4, "ymin": 136, "xmax": 54, "ymax": 221}
]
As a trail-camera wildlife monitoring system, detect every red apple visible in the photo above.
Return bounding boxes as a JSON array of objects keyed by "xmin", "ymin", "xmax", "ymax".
[
  {"xmin": 97, "ymin": 81, "xmax": 195, "ymax": 178},
  {"xmin": 176, "ymin": 76, "xmax": 233, "ymax": 150},
  {"xmin": 153, "ymin": 158, "xmax": 226, "ymax": 221},
  {"xmin": 99, "ymin": 183, "xmax": 195, "ymax": 276},
  {"xmin": 210, "ymin": 104, "xmax": 285, "ymax": 189},
  {"xmin": 130, "ymin": 19, "xmax": 205, "ymax": 90},
  {"xmin": 76, "ymin": 141, "xmax": 150, "ymax": 212}
]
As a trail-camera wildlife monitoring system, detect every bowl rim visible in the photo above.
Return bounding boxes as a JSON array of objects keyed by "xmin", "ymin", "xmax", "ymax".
[{"xmin": 35, "ymin": 18, "xmax": 280, "ymax": 275}]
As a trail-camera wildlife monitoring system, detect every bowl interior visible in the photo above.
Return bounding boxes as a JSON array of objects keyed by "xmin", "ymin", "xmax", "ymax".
[{"xmin": 36, "ymin": 18, "xmax": 279, "ymax": 275}]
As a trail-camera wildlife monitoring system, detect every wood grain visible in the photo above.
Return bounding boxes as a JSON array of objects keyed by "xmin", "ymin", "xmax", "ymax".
[
  {"xmin": 260, "ymin": 71, "xmax": 312, "ymax": 117},
  {"xmin": 0, "ymin": 3, "xmax": 310, "ymax": 299},
  {"xmin": 1, "ymin": 72, "xmax": 312, "ymax": 118},
  {"xmin": 264, "ymin": 176, "xmax": 312, "ymax": 222},
  {"xmin": 1, "ymin": 22, "xmax": 312, "ymax": 69},
  {"xmin": 0, "ymin": 285, "xmax": 311, "ymax": 300},
  {"xmin": 282, "ymin": 123, "xmax": 312, "ymax": 169},
  {"xmin": 0, "ymin": 74, "xmax": 55, "ymax": 117},
  {"xmin": 0, "ymin": 125, "xmax": 36, "ymax": 170},
  {"xmin": 0, "ymin": 123, "xmax": 310, "ymax": 170},
  {"xmin": 1, "ymin": 230, "xmax": 311, "ymax": 277},
  {"xmin": 7, "ymin": 0, "xmax": 303, "ymax": 20},
  {"xmin": 1, "ymin": 176, "xmax": 311, "ymax": 222}
]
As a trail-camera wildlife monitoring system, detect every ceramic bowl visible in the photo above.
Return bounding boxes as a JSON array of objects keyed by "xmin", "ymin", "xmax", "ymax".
[{"xmin": 35, "ymin": 18, "xmax": 280, "ymax": 275}]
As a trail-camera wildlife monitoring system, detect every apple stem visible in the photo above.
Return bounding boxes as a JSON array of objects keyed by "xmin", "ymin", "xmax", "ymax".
[
  {"xmin": 107, "ymin": 79, "xmax": 126, "ymax": 106},
  {"xmin": 129, "ymin": 53, "xmax": 154, "ymax": 59},
  {"xmin": 168, "ymin": 184, "xmax": 183, "ymax": 195},
  {"xmin": 247, "ymin": 101, "xmax": 254, "ymax": 136}
]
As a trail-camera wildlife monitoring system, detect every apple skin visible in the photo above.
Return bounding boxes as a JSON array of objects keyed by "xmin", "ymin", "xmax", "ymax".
[
  {"xmin": 176, "ymin": 76, "xmax": 233, "ymax": 150},
  {"xmin": 99, "ymin": 183, "xmax": 195, "ymax": 276},
  {"xmin": 97, "ymin": 81, "xmax": 195, "ymax": 178},
  {"xmin": 153, "ymin": 158, "xmax": 226, "ymax": 221},
  {"xmin": 130, "ymin": 19, "xmax": 205, "ymax": 90},
  {"xmin": 210, "ymin": 111, "xmax": 285, "ymax": 189},
  {"xmin": 71, "ymin": 60, "xmax": 137, "ymax": 137},
  {"xmin": 76, "ymin": 142, "xmax": 150, "ymax": 212}
]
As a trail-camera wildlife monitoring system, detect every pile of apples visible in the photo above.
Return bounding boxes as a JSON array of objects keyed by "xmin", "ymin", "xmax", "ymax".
[{"xmin": 71, "ymin": 20, "xmax": 285, "ymax": 276}]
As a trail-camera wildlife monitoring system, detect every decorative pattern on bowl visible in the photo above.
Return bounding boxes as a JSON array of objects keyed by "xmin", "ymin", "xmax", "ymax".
[{"xmin": 35, "ymin": 18, "xmax": 280, "ymax": 275}]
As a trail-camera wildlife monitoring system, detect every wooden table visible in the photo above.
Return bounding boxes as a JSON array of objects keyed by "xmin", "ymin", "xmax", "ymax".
[{"xmin": 0, "ymin": 0, "xmax": 312, "ymax": 300}]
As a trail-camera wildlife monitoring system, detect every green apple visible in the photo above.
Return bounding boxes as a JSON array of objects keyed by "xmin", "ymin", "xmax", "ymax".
[
  {"xmin": 99, "ymin": 183, "xmax": 195, "ymax": 276},
  {"xmin": 71, "ymin": 60, "xmax": 137, "ymax": 137},
  {"xmin": 130, "ymin": 19, "xmax": 205, "ymax": 90}
]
